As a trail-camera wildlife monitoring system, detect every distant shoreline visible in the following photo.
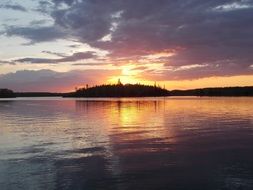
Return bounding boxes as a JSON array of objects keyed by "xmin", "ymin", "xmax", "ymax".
[{"xmin": 1, "ymin": 86, "xmax": 253, "ymax": 98}]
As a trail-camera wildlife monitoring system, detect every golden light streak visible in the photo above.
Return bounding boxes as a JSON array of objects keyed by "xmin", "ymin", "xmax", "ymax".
[
  {"xmin": 164, "ymin": 75, "xmax": 253, "ymax": 90},
  {"xmin": 107, "ymin": 65, "xmax": 143, "ymax": 84}
]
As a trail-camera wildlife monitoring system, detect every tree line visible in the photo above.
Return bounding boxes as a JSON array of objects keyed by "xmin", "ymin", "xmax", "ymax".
[
  {"xmin": 65, "ymin": 83, "xmax": 169, "ymax": 97},
  {"xmin": 1, "ymin": 86, "xmax": 253, "ymax": 98}
]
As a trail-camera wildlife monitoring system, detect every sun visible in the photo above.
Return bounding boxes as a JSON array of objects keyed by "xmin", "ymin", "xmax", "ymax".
[
  {"xmin": 107, "ymin": 65, "xmax": 140, "ymax": 84},
  {"xmin": 122, "ymin": 66, "xmax": 132, "ymax": 76},
  {"xmin": 108, "ymin": 75, "xmax": 139, "ymax": 84}
]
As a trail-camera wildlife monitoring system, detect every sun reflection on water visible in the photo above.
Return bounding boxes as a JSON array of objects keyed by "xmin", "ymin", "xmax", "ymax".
[{"xmin": 1, "ymin": 97, "xmax": 253, "ymax": 190}]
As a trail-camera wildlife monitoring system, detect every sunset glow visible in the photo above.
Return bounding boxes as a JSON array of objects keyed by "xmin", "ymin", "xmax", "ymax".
[
  {"xmin": 1, "ymin": 1, "xmax": 253, "ymax": 189},
  {"xmin": 0, "ymin": 0, "xmax": 252, "ymax": 92}
]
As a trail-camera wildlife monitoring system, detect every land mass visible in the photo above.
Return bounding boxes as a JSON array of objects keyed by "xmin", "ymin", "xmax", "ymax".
[
  {"xmin": 65, "ymin": 85, "xmax": 253, "ymax": 97},
  {"xmin": 64, "ymin": 84, "xmax": 168, "ymax": 97},
  {"xmin": 0, "ymin": 89, "xmax": 16, "ymax": 98},
  {"xmin": 170, "ymin": 86, "xmax": 253, "ymax": 97},
  {"xmin": 1, "ymin": 85, "xmax": 253, "ymax": 98}
]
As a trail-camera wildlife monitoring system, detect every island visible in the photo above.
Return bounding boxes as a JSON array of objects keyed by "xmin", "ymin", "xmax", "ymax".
[
  {"xmin": 0, "ymin": 89, "xmax": 16, "ymax": 98},
  {"xmin": 64, "ymin": 83, "xmax": 169, "ymax": 97},
  {"xmin": 1, "ymin": 86, "xmax": 253, "ymax": 98},
  {"xmin": 170, "ymin": 86, "xmax": 253, "ymax": 97},
  {"xmin": 64, "ymin": 85, "xmax": 253, "ymax": 98}
]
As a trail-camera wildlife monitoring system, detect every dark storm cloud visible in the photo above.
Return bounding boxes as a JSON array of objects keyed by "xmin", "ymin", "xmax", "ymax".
[
  {"xmin": 51, "ymin": 0, "xmax": 116, "ymax": 43},
  {"xmin": 0, "ymin": 3, "xmax": 27, "ymax": 12},
  {"xmin": 15, "ymin": 51, "xmax": 97, "ymax": 64},
  {"xmin": 3, "ymin": 0, "xmax": 253, "ymax": 79}
]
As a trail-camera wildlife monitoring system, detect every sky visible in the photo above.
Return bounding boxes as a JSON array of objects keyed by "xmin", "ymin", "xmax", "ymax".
[{"xmin": 0, "ymin": 0, "xmax": 253, "ymax": 92}]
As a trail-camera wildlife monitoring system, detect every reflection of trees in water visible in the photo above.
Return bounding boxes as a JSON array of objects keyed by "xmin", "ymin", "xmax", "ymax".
[
  {"xmin": 75, "ymin": 100, "xmax": 89, "ymax": 113},
  {"xmin": 74, "ymin": 99, "xmax": 168, "ymax": 189},
  {"xmin": 75, "ymin": 99, "xmax": 163, "ymax": 113},
  {"xmin": 57, "ymin": 98, "xmax": 253, "ymax": 189},
  {"xmin": 2, "ymin": 98, "xmax": 253, "ymax": 189}
]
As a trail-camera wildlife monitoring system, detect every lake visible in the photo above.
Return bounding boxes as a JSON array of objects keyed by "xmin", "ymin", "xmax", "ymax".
[{"xmin": 0, "ymin": 97, "xmax": 253, "ymax": 190}]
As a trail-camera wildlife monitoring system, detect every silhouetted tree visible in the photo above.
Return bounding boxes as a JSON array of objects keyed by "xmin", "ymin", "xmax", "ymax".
[
  {"xmin": 65, "ymin": 83, "xmax": 169, "ymax": 97},
  {"xmin": 169, "ymin": 87, "xmax": 253, "ymax": 96},
  {"xmin": 0, "ymin": 89, "xmax": 16, "ymax": 98}
]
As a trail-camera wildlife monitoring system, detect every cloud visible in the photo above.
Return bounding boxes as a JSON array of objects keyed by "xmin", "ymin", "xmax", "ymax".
[
  {"xmin": 5, "ymin": 26, "xmax": 67, "ymax": 43},
  {"xmin": 132, "ymin": 66, "xmax": 148, "ymax": 71},
  {"xmin": 0, "ymin": 69, "xmax": 121, "ymax": 92},
  {"xmin": 42, "ymin": 51, "xmax": 67, "ymax": 57},
  {"xmin": 33, "ymin": 0, "xmax": 54, "ymax": 13},
  {"xmin": 142, "ymin": 63, "xmax": 253, "ymax": 81},
  {"xmin": 0, "ymin": 3, "xmax": 27, "ymax": 12},
  {"xmin": 2, "ymin": 0, "xmax": 253, "ymax": 80},
  {"xmin": 30, "ymin": 19, "xmax": 52, "ymax": 26},
  {"xmin": 72, "ymin": 62, "xmax": 109, "ymax": 66},
  {"xmin": 15, "ymin": 51, "xmax": 97, "ymax": 64},
  {"xmin": 0, "ymin": 60, "xmax": 15, "ymax": 65}
]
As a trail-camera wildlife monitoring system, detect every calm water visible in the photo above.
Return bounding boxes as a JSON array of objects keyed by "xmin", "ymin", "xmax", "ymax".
[{"xmin": 0, "ymin": 97, "xmax": 253, "ymax": 190}]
